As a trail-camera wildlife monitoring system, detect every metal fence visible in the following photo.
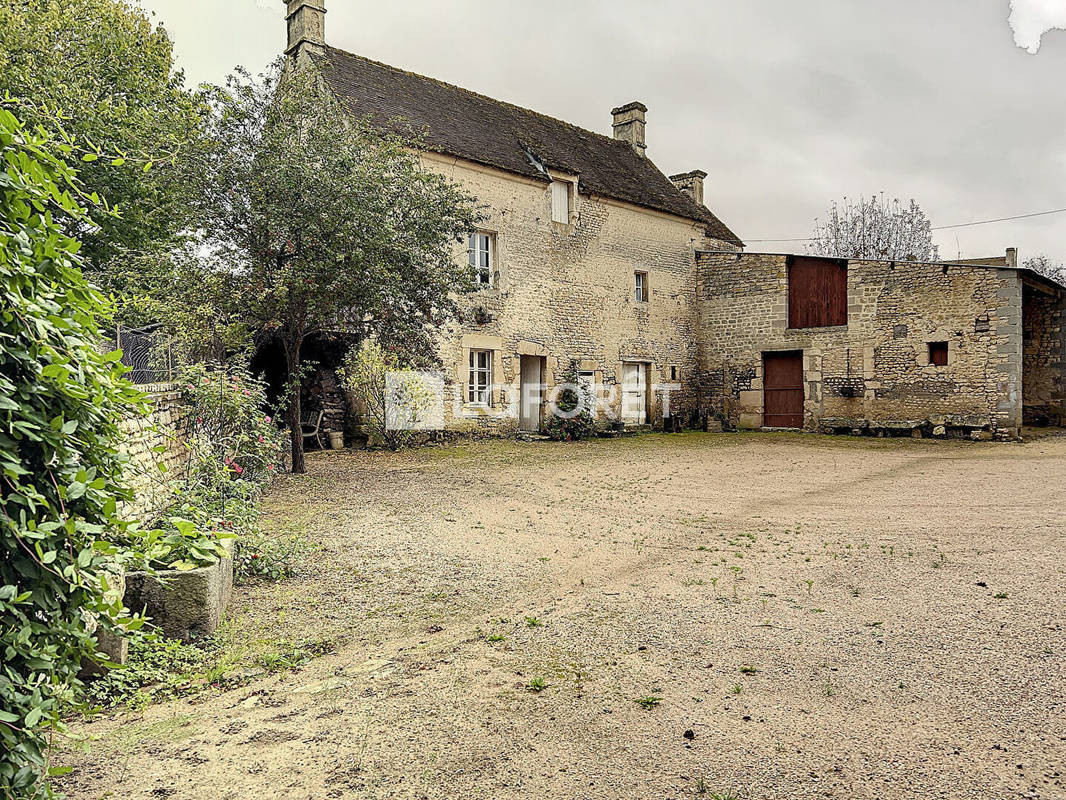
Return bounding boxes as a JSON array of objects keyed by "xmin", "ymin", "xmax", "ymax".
[{"xmin": 109, "ymin": 323, "xmax": 176, "ymax": 384}]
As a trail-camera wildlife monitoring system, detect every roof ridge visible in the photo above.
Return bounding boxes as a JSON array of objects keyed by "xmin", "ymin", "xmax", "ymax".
[
  {"xmin": 312, "ymin": 44, "xmax": 743, "ymax": 245},
  {"xmin": 320, "ymin": 45, "xmax": 632, "ymax": 155}
]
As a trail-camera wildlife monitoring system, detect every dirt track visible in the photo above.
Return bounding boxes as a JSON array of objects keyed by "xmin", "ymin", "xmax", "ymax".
[{"xmin": 61, "ymin": 432, "xmax": 1066, "ymax": 799}]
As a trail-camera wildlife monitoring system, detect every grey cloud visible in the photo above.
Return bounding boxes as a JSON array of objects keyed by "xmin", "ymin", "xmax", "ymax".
[{"xmin": 140, "ymin": 0, "xmax": 1066, "ymax": 259}]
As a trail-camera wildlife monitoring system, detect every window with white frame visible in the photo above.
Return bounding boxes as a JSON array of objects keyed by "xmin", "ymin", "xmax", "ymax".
[
  {"xmin": 551, "ymin": 180, "xmax": 571, "ymax": 224},
  {"xmin": 467, "ymin": 231, "xmax": 494, "ymax": 287},
  {"xmin": 634, "ymin": 271, "xmax": 649, "ymax": 303},
  {"xmin": 467, "ymin": 349, "xmax": 493, "ymax": 405}
]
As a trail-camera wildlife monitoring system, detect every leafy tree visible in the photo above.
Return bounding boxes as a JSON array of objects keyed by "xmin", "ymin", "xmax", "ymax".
[
  {"xmin": 0, "ymin": 108, "xmax": 143, "ymax": 798},
  {"xmin": 185, "ymin": 61, "xmax": 479, "ymax": 472},
  {"xmin": 0, "ymin": 0, "xmax": 204, "ymax": 285},
  {"xmin": 1022, "ymin": 254, "xmax": 1066, "ymax": 286},
  {"xmin": 808, "ymin": 194, "xmax": 938, "ymax": 262}
]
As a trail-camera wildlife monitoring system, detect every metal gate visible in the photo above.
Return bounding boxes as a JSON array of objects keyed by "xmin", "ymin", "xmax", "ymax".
[{"xmin": 763, "ymin": 351, "xmax": 804, "ymax": 428}]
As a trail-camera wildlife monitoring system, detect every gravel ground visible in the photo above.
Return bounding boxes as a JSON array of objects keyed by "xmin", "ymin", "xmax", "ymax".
[{"xmin": 61, "ymin": 432, "xmax": 1066, "ymax": 800}]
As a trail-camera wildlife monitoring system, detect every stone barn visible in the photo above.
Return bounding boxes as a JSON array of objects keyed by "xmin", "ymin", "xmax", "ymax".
[{"xmin": 695, "ymin": 250, "xmax": 1066, "ymax": 439}]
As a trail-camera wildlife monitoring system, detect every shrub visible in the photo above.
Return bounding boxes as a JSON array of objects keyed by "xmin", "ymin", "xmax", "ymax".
[
  {"xmin": 341, "ymin": 341, "xmax": 436, "ymax": 450},
  {"xmin": 178, "ymin": 364, "xmax": 284, "ymax": 485},
  {"xmin": 234, "ymin": 530, "xmax": 307, "ymax": 583},
  {"xmin": 542, "ymin": 364, "xmax": 598, "ymax": 441},
  {"xmin": 128, "ymin": 365, "xmax": 286, "ymax": 572},
  {"xmin": 0, "ymin": 108, "xmax": 144, "ymax": 797}
]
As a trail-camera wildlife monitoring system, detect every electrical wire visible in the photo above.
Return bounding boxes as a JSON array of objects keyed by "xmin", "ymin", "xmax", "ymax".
[{"xmin": 745, "ymin": 206, "xmax": 1066, "ymax": 243}]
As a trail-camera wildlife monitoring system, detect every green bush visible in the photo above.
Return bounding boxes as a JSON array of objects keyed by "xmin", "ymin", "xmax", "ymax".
[
  {"xmin": 0, "ymin": 108, "xmax": 144, "ymax": 797},
  {"xmin": 341, "ymin": 341, "xmax": 435, "ymax": 450},
  {"xmin": 542, "ymin": 364, "xmax": 598, "ymax": 441}
]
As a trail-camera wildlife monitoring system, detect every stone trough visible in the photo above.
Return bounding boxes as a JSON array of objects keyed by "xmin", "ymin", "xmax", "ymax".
[{"xmin": 123, "ymin": 539, "xmax": 235, "ymax": 642}]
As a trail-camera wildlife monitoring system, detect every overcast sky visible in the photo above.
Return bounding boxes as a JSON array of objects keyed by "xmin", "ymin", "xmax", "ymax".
[{"xmin": 139, "ymin": 0, "xmax": 1066, "ymax": 261}]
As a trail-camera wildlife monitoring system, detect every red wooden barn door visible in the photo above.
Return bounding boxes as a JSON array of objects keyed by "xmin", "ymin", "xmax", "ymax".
[{"xmin": 763, "ymin": 351, "xmax": 804, "ymax": 428}]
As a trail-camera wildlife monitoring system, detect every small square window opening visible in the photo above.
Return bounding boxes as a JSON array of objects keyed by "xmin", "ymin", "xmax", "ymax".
[{"xmin": 928, "ymin": 341, "xmax": 948, "ymax": 367}]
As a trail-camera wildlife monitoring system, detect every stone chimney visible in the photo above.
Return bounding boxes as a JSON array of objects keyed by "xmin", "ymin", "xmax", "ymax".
[
  {"xmin": 612, "ymin": 102, "xmax": 647, "ymax": 157},
  {"xmin": 286, "ymin": 0, "xmax": 326, "ymax": 58},
  {"xmin": 1006, "ymin": 247, "xmax": 1018, "ymax": 269},
  {"xmin": 670, "ymin": 170, "xmax": 707, "ymax": 207}
]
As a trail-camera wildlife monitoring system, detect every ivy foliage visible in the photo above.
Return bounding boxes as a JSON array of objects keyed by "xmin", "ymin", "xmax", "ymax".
[
  {"xmin": 542, "ymin": 364, "xmax": 599, "ymax": 442},
  {"xmin": 0, "ymin": 109, "xmax": 143, "ymax": 797}
]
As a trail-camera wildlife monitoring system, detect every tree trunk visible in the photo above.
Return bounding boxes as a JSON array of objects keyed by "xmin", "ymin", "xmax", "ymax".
[{"xmin": 283, "ymin": 335, "xmax": 306, "ymax": 474}]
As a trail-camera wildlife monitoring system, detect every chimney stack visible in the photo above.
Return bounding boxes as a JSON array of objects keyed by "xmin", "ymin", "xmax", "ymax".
[
  {"xmin": 286, "ymin": 0, "xmax": 326, "ymax": 58},
  {"xmin": 612, "ymin": 102, "xmax": 647, "ymax": 157},
  {"xmin": 1006, "ymin": 247, "xmax": 1018, "ymax": 269},
  {"xmin": 669, "ymin": 170, "xmax": 707, "ymax": 207}
]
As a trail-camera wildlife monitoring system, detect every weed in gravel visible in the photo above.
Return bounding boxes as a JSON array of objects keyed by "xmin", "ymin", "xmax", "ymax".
[
  {"xmin": 635, "ymin": 695, "xmax": 662, "ymax": 709},
  {"xmin": 730, "ymin": 682, "xmax": 743, "ymax": 695},
  {"xmin": 486, "ymin": 633, "xmax": 506, "ymax": 642},
  {"xmin": 710, "ymin": 790, "xmax": 740, "ymax": 800},
  {"xmin": 235, "ymin": 530, "xmax": 311, "ymax": 584},
  {"xmin": 803, "ymin": 579, "xmax": 814, "ymax": 594},
  {"xmin": 525, "ymin": 616, "xmax": 543, "ymax": 628},
  {"xmin": 255, "ymin": 638, "xmax": 333, "ymax": 672},
  {"xmin": 738, "ymin": 665, "xmax": 758, "ymax": 675},
  {"xmin": 993, "ymin": 592, "xmax": 1009, "ymax": 599},
  {"xmin": 823, "ymin": 677, "xmax": 837, "ymax": 697},
  {"xmin": 527, "ymin": 677, "xmax": 546, "ymax": 692},
  {"xmin": 729, "ymin": 565, "xmax": 743, "ymax": 596}
]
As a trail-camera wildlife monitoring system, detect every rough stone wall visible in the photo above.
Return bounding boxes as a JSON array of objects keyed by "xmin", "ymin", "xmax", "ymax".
[
  {"xmin": 1022, "ymin": 283, "xmax": 1066, "ymax": 425},
  {"xmin": 117, "ymin": 383, "xmax": 191, "ymax": 522},
  {"xmin": 695, "ymin": 252, "xmax": 1026, "ymax": 438},
  {"xmin": 422, "ymin": 152, "xmax": 736, "ymax": 433}
]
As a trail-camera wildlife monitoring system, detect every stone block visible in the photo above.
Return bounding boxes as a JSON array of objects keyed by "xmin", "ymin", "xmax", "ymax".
[
  {"xmin": 124, "ymin": 540, "xmax": 234, "ymax": 642},
  {"xmin": 738, "ymin": 390, "xmax": 762, "ymax": 409}
]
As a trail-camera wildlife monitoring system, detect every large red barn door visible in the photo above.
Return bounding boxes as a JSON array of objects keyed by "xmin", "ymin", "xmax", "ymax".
[{"xmin": 763, "ymin": 351, "xmax": 804, "ymax": 428}]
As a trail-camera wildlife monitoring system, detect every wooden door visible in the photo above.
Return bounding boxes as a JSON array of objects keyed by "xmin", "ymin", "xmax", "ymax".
[
  {"xmin": 519, "ymin": 356, "xmax": 542, "ymax": 431},
  {"xmin": 763, "ymin": 351, "xmax": 804, "ymax": 428},
  {"xmin": 621, "ymin": 362, "xmax": 647, "ymax": 424}
]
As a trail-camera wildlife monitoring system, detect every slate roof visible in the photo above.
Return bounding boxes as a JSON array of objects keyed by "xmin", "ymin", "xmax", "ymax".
[{"xmin": 313, "ymin": 46, "xmax": 743, "ymax": 246}]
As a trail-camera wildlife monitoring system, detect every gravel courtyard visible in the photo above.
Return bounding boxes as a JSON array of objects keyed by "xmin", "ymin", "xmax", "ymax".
[{"xmin": 64, "ymin": 433, "xmax": 1066, "ymax": 800}]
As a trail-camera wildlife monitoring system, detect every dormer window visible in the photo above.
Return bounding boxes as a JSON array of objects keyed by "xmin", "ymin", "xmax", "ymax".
[
  {"xmin": 468, "ymin": 231, "xmax": 494, "ymax": 287},
  {"xmin": 551, "ymin": 180, "xmax": 572, "ymax": 224}
]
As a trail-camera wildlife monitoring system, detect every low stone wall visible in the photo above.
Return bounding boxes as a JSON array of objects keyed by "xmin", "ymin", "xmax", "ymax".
[
  {"xmin": 124, "ymin": 540, "xmax": 235, "ymax": 642},
  {"xmin": 118, "ymin": 383, "xmax": 191, "ymax": 523}
]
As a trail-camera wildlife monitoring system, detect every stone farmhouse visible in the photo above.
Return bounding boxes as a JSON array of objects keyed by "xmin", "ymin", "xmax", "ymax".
[{"xmin": 285, "ymin": 1, "xmax": 1065, "ymax": 440}]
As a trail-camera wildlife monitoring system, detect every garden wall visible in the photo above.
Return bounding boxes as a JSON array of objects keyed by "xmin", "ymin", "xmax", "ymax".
[{"xmin": 118, "ymin": 382, "xmax": 191, "ymax": 522}]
